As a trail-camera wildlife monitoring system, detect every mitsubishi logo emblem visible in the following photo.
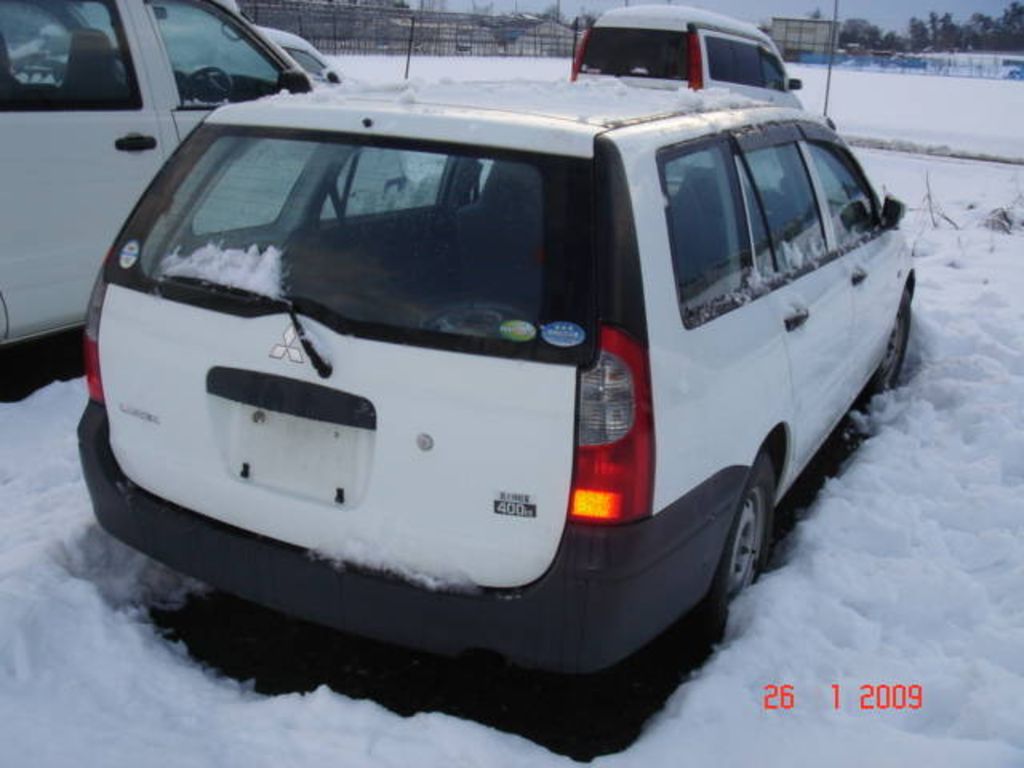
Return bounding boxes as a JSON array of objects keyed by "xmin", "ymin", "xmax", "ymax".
[{"xmin": 270, "ymin": 325, "xmax": 304, "ymax": 364}]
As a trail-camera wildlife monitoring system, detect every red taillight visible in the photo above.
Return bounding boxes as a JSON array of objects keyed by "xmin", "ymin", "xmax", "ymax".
[
  {"xmin": 569, "ymin": 326, "xmax": 654, "ymax": 525},
  {"xmin": 687, "ymin": 30, "xmax": 703, "ymax": 90},
  {"xmin": 84, "ymin": 253, "xmax": 110, "ymax": 404},
  {"xmin": 570, "ymin": 27, "xmax": 592, "ymax": 82}
]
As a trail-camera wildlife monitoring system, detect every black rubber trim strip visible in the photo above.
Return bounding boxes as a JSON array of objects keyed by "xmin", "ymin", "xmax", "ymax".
[
  {"xmin": 593, "ymin": 135, "xmax": 648, "ymax": 346},
  {"xmin": 206, "ymin": 367, "xmax": 376, "ymax": 430}
]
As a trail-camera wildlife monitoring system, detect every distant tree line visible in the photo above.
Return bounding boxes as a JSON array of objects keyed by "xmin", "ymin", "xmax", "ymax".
[{"xmin": 816, "ymin": 2, "xmax": 1024, "ymax": 53}]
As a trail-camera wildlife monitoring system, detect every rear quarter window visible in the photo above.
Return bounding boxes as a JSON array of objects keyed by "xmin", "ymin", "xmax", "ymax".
[{"xmin": 660, "ymin": 139, "xmax": 751, "ymax": 326}]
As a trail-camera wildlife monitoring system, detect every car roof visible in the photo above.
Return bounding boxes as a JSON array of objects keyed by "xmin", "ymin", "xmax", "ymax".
[
  {"xmin": 594, "ymin": 3, "xmax": 770, "ymax": 45},
  {"xmin": 208, "ymin": 80, "xmax": 815, "ymax": 157}
]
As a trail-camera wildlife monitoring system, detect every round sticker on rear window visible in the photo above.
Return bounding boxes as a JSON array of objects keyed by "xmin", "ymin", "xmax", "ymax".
[
  {"xmin": 499, "ymin": 320, "xmax": 536, "ymax": 343},
  {"xmin": 541, "ymin": 321, "xmax": 586, "ymax": 348},
  {"xmin": 118, "ymin": 240, "xmax": 140, "ymax": 269}
]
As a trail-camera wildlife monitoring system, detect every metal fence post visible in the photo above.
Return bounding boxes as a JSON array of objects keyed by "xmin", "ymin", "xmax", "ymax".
[{"xmin": 405, "ymin": 15, "xmax": 416, "ymax": 80}]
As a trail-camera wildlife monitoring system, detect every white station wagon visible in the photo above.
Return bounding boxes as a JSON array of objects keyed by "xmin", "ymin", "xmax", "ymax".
[{"xmin": 79, "ymin": 82, "xmax": 911, "ymax": 672}]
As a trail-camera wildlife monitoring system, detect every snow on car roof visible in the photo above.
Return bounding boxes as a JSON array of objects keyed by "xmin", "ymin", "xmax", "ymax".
[
  {"xmin": 207, "ymin": 79, "xmax": 796, "ymax": 157},
  {"xmin": 594, "ymin": 3, "xmax": 769, "ymax": 43}
]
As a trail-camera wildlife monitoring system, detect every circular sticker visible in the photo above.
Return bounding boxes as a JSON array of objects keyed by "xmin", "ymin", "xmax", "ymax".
[
  {"xmin": 499, "ymin": 320, "xmax": 537, "ymax": 343},
  {"xmin": 118, "ymin": 240, "xmax": 140, "ymax": 269},
  {"xmin": 540, "ymin": 321, "xmax": 586, "ymax": 348}
]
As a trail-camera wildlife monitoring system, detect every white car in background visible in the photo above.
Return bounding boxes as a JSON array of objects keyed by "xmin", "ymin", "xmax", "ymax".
[
  {"xmin": 206, "ymin": 0, "xmax": 341, "ymax": 85},
  {"xmin": 573, "ymin": 4, "xmax": 803, "ymax": 108},
  {"xmin": 259, "ymin": 26, "xmax": 341, "ymax": 85}
]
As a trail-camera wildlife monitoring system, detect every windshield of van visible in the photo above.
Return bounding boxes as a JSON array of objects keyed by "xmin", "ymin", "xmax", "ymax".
[
  {"xmin": 581, "ymin": 27, "xmax": 688, "ymax": 80},
  {"xmin": 132, "ymin": 129, "xmax": 594, "ymax": 363}
]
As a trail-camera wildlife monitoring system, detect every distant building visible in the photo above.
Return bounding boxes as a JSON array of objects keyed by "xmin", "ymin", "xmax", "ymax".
[{"xmin": 770, "ymin": 17, "xmax": 837, "ymax": 61}]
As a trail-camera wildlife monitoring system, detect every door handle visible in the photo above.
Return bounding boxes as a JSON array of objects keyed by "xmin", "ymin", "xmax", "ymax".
[
  {"xmin": 784, "ymin": 307, "xmax": 810, "ymax": 332},
  {"xmin": 115, "ymin": 134, "xmax": 157, "ymax": 152},
  {"xmin": 851, "ymin": 267, "xmax": 868, "ymax": 286}
]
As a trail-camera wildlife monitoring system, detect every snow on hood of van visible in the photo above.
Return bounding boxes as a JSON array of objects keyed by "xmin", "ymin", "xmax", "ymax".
[
  {"xmin": 209, "ymin": 79, "xmax": 783, "ymax": 156},
  {"xmin": 159, "ymin": 243, "xmax": 285, "ymax": 300}
]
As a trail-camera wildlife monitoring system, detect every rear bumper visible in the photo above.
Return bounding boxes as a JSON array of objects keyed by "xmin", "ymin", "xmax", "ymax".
[{"xmin": 79, "ymin": 402, "xmax": 742, "ymax": 673}]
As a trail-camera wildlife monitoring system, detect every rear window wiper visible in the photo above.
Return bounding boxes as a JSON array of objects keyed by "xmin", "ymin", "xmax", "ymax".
[{"xmin": 158, "ymin": 275, "xmax": 334, "ymax": 380}]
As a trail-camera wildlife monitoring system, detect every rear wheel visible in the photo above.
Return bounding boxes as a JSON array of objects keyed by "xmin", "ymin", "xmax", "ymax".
[
  {"xmin": 694, "ymin": 452, "xmax": 776, "ymax": 640},
  {"xmin": 868, "ymin": 289, "xmax": 912, "ymax": 394}
]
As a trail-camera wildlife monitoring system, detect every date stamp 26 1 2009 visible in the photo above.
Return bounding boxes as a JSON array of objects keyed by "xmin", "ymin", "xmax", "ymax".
[{"xmin": 763, "ymin": 684, "xmax": 924, "ymax": 711}]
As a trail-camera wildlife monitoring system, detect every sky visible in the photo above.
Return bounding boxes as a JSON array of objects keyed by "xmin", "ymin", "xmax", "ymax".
[{"xmin": 454, "ymin": 1, "xmax": 1013, "ymax": 32}]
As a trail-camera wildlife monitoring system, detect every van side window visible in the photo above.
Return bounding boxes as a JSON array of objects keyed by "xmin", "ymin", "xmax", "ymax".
[
  {"xmin": 660, "ymin": 141, "xmax": 749, "ymax": 320},
  {"xmin": 150, "ymin": 0, "xmax": 279, "ymax": 107},
  {"xmin": 806, "ymin": 143, "xmax": 877, "ymax": 249},
  {"xmin": 705, "ymin": 36, "xmax": 762, "ymax": 87},
  {"xmin": 743, "ymin": 143, "xmax": 827, "ymax": 273},
  {"xmin": 760, "ymin": 50, "xmax": 787, "ymax": 91},
  {"xmin": 0, "ymin": 0, "xmax": 140, "ymax": 110}
]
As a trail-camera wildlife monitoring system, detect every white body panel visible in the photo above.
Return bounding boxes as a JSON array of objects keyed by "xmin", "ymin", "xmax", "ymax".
[
  {"xmin": 0, "ymin": 0, "xmax": 176, "ymax": 341},
  {"xmin": 0, "ymin": 0, "xmax": 296, "ymax": 345},
  {"xmin": 607, "ymin": 113, "xmax": 908, "ymax": 508},
  {"xmin": 100, "ymin": 287, "xmax": 577, "ymax": 589},
  {"xmin": 612, "ymin": 126, "xmax": 796, "ymax": 509}
]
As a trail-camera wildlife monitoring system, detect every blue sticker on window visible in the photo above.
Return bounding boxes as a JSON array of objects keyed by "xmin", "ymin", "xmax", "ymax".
[
  {"xmin": 540, "ymin": 321, "xmax": 586, "ymax": 348},
  {"xmin": 118, "ymin": 240, "xmax": 140, "ymax": 269}
]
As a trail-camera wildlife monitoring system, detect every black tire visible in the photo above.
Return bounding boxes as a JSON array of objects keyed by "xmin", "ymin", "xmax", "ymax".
[
  {"xmin": 868, "ymin": 289, "xmax": 912, "ymax": 394},
  {"xmin": 694, "ymin": 452, "xmax": 776, "ymax": 642}
]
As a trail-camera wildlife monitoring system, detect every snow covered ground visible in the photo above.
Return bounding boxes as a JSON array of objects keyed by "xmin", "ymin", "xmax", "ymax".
[
  {"xmin": 331, "ymin": 55, "xmax": 1024, "ymax": 163},
  {"xmin": 2, "ymin": 64, "xmax": 1023, "ymax": 767}
]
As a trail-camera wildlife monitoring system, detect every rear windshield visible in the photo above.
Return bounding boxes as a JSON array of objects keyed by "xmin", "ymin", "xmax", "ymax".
[
  {"xmin": 125, "ymin": 127, "xmax": 594, "ymax": 364},
  {"xmin": 581, "ymin": 27, "xmax": 688, "ymax": 80}
]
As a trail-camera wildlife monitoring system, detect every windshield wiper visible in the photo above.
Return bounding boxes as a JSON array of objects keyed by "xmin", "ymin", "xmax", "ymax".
[
  {"xmin": 158, "ymin": 275, "xmax": 333, "ymax": 379},
  {"xmin": 284, "ymin": 305, "xmax": 333, "ymax": 380}
]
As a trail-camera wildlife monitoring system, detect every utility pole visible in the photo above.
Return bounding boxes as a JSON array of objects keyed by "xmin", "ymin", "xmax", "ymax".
[{"xmin": 824, "ymin": 0, "xmax": 839, "ymax": 118}]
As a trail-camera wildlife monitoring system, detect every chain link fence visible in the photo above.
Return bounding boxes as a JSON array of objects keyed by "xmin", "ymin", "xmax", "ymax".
[{"xmin": 240, "ymin": 0, "xmax": 581, "ymax": 58}]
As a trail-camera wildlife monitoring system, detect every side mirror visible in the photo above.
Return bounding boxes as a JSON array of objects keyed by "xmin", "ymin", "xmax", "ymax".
[
  {"xmin": 880, "ymin": 195, "xmax": 905, "ymax": 230},
  {"xmin": 277, "ymin": 69, "xmax": 312, "ymax": 94},
  {"xmin": 326, "ymin": 71, "xmax": 341, "ymax": 85},
  {"xmin": 788, "ymin": 78, "xmax": 802, "ymax": 91}
]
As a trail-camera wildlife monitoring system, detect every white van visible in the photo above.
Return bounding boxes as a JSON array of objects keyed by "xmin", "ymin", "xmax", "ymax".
[
  {"xmin": 573, "ymin": 4, "xmax": 802, "ymax": 108},
  {"xmin": 0, "ymin": 0, "xmax": 310, "ymax": 346},
  {"xmin": 79, "ymin": 82, "xmax": 911, "ymax": 673}
]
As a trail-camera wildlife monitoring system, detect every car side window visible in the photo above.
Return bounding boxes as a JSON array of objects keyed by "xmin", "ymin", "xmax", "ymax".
[
  {"xmin": 0, "ymin": 0, "xmax": 140, "ymax": 110},
  {"xmin": 660, "ymin": 140, "xmax": 750, "ymax": 322},
  {"xmin": 743, "ymin": 142, "xmax": 827, "ymax": 273},
  {"xmin": 736, "ymin": 159, "xmax": 775, "ymax": 280},
  {"xmin": 150, "ymin": 0, "xmax": 279, "ymax": 107},
  {"xmin": 760, "ymin": 50, "xmax": 786, "ymax": 91},
  {"xmin": 705, "ymin": 35, "xmax": 763, "ymax": 88},
  {"xmin": 806, "ymin": 143, "xmax": 877, "ymax": 249}
]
